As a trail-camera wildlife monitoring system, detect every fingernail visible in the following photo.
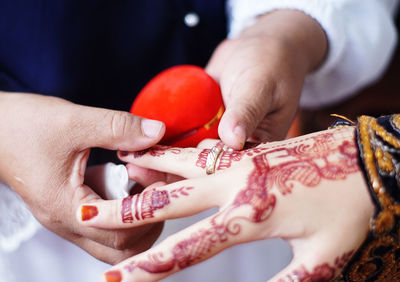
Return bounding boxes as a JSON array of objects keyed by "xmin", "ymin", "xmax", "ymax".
[
  {"xmin": 104, "ymin": 270, "xmax": 122, "ymax": 282},
  {"xmin": 119, "ymin": 151, "xmax": 129, "ymax": 156},
  {"xmin": 142, "ymin": 119, "xmax": 164, "ymax": 138},
  {"xmin": 233, "ymin": 124, "xmax": 246, "ymax": 147},
  {"xmin": 81, "ymin": 205, "xmax": 98, "ymax": 221}
]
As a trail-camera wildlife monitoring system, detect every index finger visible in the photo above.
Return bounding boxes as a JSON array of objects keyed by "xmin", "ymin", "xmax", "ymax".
[
  {"xmin": 102, "ymin": 206, "xmax": 260, "ymax": 282},
  {"xmin": 118, "ymin": 144, "xmax": 251, "ymax": 179},
  {"xmin": 76, "ymin": 171, "xmax": 235, "ymax": 230}
]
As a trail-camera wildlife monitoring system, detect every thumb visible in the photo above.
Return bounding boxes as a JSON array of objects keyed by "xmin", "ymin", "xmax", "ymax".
[
  {"xmin": 218, "ymin": 81, "xmax": 275, "ymax": 150},
  {"xmin": 72, "ymin": 105, "xmax": 165, "ymax": 151}
]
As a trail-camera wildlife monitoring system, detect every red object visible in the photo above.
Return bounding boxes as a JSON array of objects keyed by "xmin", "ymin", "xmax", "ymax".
[{"xmin": 131, "ymin": 65, "xmax": 224, "ymax": 147}]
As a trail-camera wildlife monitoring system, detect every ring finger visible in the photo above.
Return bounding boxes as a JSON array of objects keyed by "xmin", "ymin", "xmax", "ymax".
[{"xmin": 77, "ymin": 169, "xmax": 246, "ymax": 230}]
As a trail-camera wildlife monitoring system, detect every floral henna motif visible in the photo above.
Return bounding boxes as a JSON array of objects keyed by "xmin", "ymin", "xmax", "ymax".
[
  {"xmin": 278, "ymin": 251, "xmax": 354, "ymax": 282},
  {"xmin": 121, "ymin": 187, "xmax": 192, "ymax": 223},
  {"xmin": 132, "ymin": 253, "xmax": 175, "ymax": 273},
  {"xmin": 264, "ymin": 135, "xmax": 359, "ymax": 195},
  {"xmin": 133, "ymin": 145, "xmax": 181, "ymax": 158},
  {"xmin": 124, "ymin": 209, "xmax": 242, "ymax": 273},
  {"xmin": 127, "ymin": 131, "xmax": 360, "ymax": 275},
  {"xmin": 233, "ymin": 151, "xmax": 277, "ymax": 222}
]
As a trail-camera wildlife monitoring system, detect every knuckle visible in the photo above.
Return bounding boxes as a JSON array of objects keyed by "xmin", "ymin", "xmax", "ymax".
[
  {"xmin": 111, "ymin": 232, "xmax": 131, "ymax": 250},
  {"xmin": 35, "ymin": 191, "xmax": 67, "ymax": 228},
  {"xmin": 239, "ymin": 102, "xmax": 263, "ymax": 128},
  {"xmin": 109, "ymin": 249, "xmax": 138, "ymax": 264},
  {"xmin": 108, "ymin": 111, "xmax": 132, "ymax": 140},
  {"xmin": 38, "ymin": 209, "xmax": 63, "ymax": 229},
  {"xmin": 244, "ymin": 102, "xmax": 261, "ymax": 120}
]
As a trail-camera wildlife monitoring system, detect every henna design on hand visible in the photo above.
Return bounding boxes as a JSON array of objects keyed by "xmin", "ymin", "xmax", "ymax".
[
  {"xmin": 278, "ymin": 251, "xmax": 354, "ymax": 281},
  {"xmin": 140, "ymin": 189, "xmax": 170, "ymax": 220},
  {"xmin": 218, "ymin": 143, "xmax": 272, "ymax": 170},
  {"xmin": 260, "ymin": 134, "xmax": 359, "ymax": 195},
  {"xmin": 170, "ymin": 186, "xmax": 194, "ymax": 198},
  {"xmin": 121, "ymin": 196, "xmax": 134, "ymax": 223},
  {"xmin": 121, "ymin": 187, "xmax": 193, "ymax": 223},
  {"xmin": 133, "ymin": 145, "xmax": 181, "ymax": 158},
  {"xmin": 127, "ymin": 130, "xmax": 360, "ymax": 275},
  {"xmin": 196, "ymin": 149, "xmax": 211, "ymax": 169},
  {"xmin": 196, "ymin": 142, "xmax": 268, "ymax": 171},
  {"xmin": 124, "ymin": 208, "xmax": 243, "ymax": 273},
  {"xmin": 121, "ymin": 189, "xmax": 169, "ymax": 223}
]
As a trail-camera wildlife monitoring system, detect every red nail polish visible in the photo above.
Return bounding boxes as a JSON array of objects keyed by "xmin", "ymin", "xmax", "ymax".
[
  {"xmin": 81, "ymin": 205, "xmax": 98, "ymax": 221},
  {"xmin": 120, "ymin": 151, "xmax": 129, "ymax": 156},
  {"xmin": 104, "ymin": 270, "xmax": 122, "ymax": 282}
]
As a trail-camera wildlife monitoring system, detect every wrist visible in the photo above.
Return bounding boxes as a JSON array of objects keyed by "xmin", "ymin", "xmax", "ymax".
[
  {"xmin": 239, "ymin": 9, "xmax": 328, "ymax": 73},
  {"xmin": 338, "ymin": 114, "xmax": 400, "ymax": 280}
]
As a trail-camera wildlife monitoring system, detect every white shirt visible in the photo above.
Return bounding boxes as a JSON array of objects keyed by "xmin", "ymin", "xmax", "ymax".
[{"xmin": 228, "ymin": 0, "xmax": 399, "ymax": 108}]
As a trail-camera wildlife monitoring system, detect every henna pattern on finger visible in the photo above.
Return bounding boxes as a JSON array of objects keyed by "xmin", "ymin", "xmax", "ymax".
[
  {"xmin": 196, "ymin": 147, "xmax": 247, "ymax": 170},
  {"xmin": 123, "ymin": 147, "xmax": 277, "ymax": 272},
  {"xmin": 121, "ymin": 196, "xmax": 134, "ymax": 223},
  {"xmin": 217, "ymin": 150, "xmax": 246, "ymax": 170},
  {"xmin": 121, "ymin": 187, "xmax": 193, "ymax": 223},
  {"xmin": 126, "ymin": 130, "xmax": 360, "ymax": 276},
  {"xmin": 196, "ymin": 149, "xmax": 211, "ymax": 169},
  {"xmin": 133, "ymin": 149, "xmax": 150, "ymax": 158},
  {"xmin": 170, "ymin": 186, "xmax": 194, "ymax": 198},
  {"xmin": 137, "ymin": 189, "xmax": 170, "ymax": 220},
  {"xmin": 196, "ymin": 142, "xmax": 269, "ymax": 170},
  {"xmin": 133, "ymin": 145, "xmax": 182, "ymax": 158},
  {"xmin": 197, "ymin": 129, "xmax": 358, "ymax": 171},
  {"xmin": 217, "ymin": 143, "xmax": 271, "ymax": 170},
  {"xmin": 277, "ymin": 251, "xmax": 354, "ymax": 282},
  {"xmin": 124, "ymin": 208, "xmax": 243, "ymax": 273}
]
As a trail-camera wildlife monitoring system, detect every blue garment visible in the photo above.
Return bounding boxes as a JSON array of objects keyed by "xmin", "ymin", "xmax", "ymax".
[
  {"xmin": 0, "ymin": 0, "xmax": 227, "ymax": 163},
  {"xmin": 0, "ymin": 0, "xmax": 227, "ymax": 111}
]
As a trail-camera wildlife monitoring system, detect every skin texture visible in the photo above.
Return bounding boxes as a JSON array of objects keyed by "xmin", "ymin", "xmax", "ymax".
[
  {"xmin": 79, "ymin": 126, "xmax": 375, "ymax": 281},
  {"xmin": 0, "ymin": 93, "xmax": 166, "ymax": 264}
]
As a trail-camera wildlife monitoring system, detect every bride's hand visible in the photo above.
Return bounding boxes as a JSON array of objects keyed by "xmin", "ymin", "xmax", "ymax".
[{"xmin": 78, "ymin": 126, "xmax": 374, "ymax": 281}]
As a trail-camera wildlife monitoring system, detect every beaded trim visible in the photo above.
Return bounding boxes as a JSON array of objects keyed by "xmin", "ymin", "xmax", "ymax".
[{"xmin": 336, "ymin": 115, "xmax": 400, "ymax": 281}]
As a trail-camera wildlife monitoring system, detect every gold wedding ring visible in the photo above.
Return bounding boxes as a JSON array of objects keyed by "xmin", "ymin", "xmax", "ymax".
[{"xmin": 205, "ymin": 145, "xmax": 223, "ymax": 175}]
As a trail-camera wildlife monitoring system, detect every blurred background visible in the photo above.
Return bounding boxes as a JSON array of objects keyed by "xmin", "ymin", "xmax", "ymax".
[{"xmin": 288, "ymin": 14, "xmax": 400, "ymax": 138}]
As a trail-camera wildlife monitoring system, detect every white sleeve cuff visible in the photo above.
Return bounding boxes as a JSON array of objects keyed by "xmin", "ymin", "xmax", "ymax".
[{"xmin": 227, "ymin": 0, "xmax": 398, "ymax": 108}]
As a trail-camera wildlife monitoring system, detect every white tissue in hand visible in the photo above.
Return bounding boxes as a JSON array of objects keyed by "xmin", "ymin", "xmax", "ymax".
[{"xmin": 103, "ymin": 163, "xmax": 131, "ymax": 200}]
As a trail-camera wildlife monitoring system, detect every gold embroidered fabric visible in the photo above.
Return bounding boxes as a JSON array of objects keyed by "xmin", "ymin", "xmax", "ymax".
[{"xmin": 335, "ymin": 114, "xmax": 400, "ymax": 281}]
